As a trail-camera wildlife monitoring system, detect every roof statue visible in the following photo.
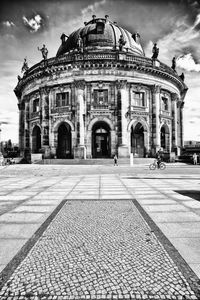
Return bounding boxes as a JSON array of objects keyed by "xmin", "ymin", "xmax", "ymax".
[
  {"xmin": 152, "ymin": 43, "xmax": 159, "ymax": 60},
  {"xmin": 76, "ymin": 35, "xmax": 84, "ymax": 52},
  {"xmin": 118, "ymin": 34, "xmax": 126, "ymax": 51},
  {"xmin": 171, "ymin": 56, "xmax": 176, "ymax": 71},
  {"xmin": 38, "ymin": 44, "xmax": 48, "ymax": 60},
  {"xmin": 179, "ymin": 72, "xmax": 185, "ymax": 81},
  {"xmin": 132, "ymin": 33, "xmax": 140, "ymax": 44},
  {"xmin": 21, "ymin": 58, "xmax": 29, "ymax": 74},
  {"xmin": 61, "ymin": 33, "xmax": 69, "ymax": 45}
]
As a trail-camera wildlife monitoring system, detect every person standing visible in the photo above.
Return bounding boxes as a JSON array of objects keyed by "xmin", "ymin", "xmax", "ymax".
[
  {"xmin": 193, "ymin": 153, "xmax": 197, "ymax": 165},
  {"xmin": 114, "ymin": 154, "xmax": 118, "ymax": 166}
]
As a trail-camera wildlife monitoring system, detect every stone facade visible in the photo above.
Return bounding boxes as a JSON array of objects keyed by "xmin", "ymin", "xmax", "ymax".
[{"xmin": 14, "ymin": 16, "xmax": 187, "ymax": 159}]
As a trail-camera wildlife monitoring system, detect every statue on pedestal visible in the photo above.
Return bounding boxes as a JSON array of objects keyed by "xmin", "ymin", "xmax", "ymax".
[
  {"xmin": 60, "ymin": 33, "xmax": 68, "ymax": 44},
  {"xmin": 152, "ymin": 43, "xmax": 159, "ymax": 60},
  {"xmin": 21, "ymin": 58, "xmax": 29, "ymax": 73},
  {"xmin": 77, "ymin": 35, "xmax": 84, "ymax": 52},
  {"xmin": 118, "ymin": 34, "xmax": 126, "ymax": 51},
  {"xmin": 171, "ymin": 57, "xmax": 176, "ymax": 71},
  {"xmin": 179, "ymin": 72, "xmax": 185, "ymax": 81},
  {"xmin": 38, "ymin": 44, "xmax": 48, "ymax": 60}
]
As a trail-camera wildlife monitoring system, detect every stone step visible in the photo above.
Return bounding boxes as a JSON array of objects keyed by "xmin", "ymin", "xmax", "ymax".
[{"xmin": 37, "ymin": 157, "xmax": 155, "ymax": 165}]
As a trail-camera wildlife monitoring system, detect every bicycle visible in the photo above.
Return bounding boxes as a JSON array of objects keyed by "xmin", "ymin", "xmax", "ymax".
[{"xmin": 149, "ymin": 159, "xmax": 166, "ymax": 170}]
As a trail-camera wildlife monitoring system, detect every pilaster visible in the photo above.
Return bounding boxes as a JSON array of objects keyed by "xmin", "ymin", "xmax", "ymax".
[
  {"xmin": 116, "ymin": 80, "xmax": 129, "ymax": 157},
  {"xmin": 171, "ymin": 93, "xmax": 178, "ymax": 153},
  {"xmin": 74, "ymin": 80, "xmax": 86, "ymax": 158},
  {"xmin": 152, "ymin": 85, "xmax": 161, "ymax": 153}
]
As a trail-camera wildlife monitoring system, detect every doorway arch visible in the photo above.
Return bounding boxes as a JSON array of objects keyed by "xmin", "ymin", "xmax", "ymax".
[
  {"xmin": 160, "ymin": 124, "xmax": 170, "ymax": 151},
  {"xmin": 92, "ymin": 122, "xmax": 111, "ymax": 158},
  {"xmin": 32, "ymin": 126, "xmax": 41, "ymax": 153},
  {"xmin": 131, "ymin": 122, "xmax": 145, "ymax": 157},
  {"xmin": 56, "ymin": 123, "xmax": 72, "ymax": 158}
]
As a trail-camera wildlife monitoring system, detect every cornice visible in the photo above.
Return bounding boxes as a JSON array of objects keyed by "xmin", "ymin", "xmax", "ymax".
[{"xmin": 14, "ymin": 51, "xmax": 187, "ymax": 97}]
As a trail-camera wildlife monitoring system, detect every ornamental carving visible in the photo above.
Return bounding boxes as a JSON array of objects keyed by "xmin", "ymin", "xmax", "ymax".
[
  {"xmin": 160, "ymin": 118, "xmax": 171, "ymax": 125},
  {"xmin": 116, "ymin": 80, "xmax": 127, "ymax": 90},
  {"xmin": 97, "ymin": 81, "xmax": 104, "ymax": 89},
  {"xmin": 152, "ymin": 85, "xmax": 161, "ymax": 93},
  {"xmin": 39, "ymin": 86, "xmax": 51, "ymax": 96},
  {"xmin": 171, "ymin": 93, "xmax": 179, "ymax": 102},
  {"xmin": 74, "ymin": 80, "xmax": 85, "ymax": 90}
]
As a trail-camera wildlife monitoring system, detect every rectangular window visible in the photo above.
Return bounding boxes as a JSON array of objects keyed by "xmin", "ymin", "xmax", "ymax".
[
  {"xmin": 132, "ymin": 92, "xmax": 145, "ymax": 106},
  {"xmin": 56, "ymin": 92, "xmax": 70, "ymax": 107},
  {"xmin": 93, "ymin": 89, "xmax": 108, "ymax": 106},
  {"xmin": 162, "ymin": 97, "xmax": 168, "ymax": 111},
  {"xmin": 33, "ymin": 98, "xmax": 39, "ymax": 112}
]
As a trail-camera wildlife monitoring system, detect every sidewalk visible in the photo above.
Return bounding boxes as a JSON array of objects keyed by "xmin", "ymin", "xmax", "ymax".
[{"xmin": 0, "ymin": 168, "xmax": 199, "ymax": 299}]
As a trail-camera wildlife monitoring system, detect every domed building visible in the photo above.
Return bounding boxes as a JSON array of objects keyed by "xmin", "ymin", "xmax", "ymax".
[{"xmin": 14, "ymin": 15, "xmax": 187, "ymax": 160}]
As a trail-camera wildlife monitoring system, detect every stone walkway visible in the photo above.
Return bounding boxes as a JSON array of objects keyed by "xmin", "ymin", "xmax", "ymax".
[{"xmin": 0, "ymin": 166, "xmax": 200, "ymax": 299}]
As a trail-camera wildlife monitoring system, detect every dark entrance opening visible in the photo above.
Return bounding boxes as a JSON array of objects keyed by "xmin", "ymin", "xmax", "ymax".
[
  {"xmin": 57, "ymin": 123, "xmax": 72, "ymax": 158},
  {"xmin": 131, "ymin": 122, "xmax": 144, "ymax": 157},
  {"xmin": 92, "ymin": 122, "xmax": 111, "ymax": 158},
  {"xmin": 160, "ymin": 125, "xmax": 170, "ymax": 152},
  {"xmin": 32, "ymin": 126, "xmax": 41, "ymax": 153}
]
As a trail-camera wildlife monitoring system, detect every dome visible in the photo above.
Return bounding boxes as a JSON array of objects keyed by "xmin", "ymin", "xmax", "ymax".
[{"xmin": 56, "ymin": 16, "xmax": 145, "ymax": 57}]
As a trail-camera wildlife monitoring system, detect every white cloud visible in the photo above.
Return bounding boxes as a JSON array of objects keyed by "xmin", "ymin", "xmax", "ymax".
[
  {"xmin": 145, "ymin": 13, "xmax": 200, "ymax": 65},
  {"xmin": 22, "ymin": 14, "xmax": 43, "ymax": 33},
  {"xmin": 2, "ymin": 21, "xmax": 15, "ymax": 27},
  {"xmin": 81, "ymin": 0, "xmax": 106, "ymax": 16},
  {"xmin": 177, "ymin": 53, "xmax": 200, "ymax": 72}
]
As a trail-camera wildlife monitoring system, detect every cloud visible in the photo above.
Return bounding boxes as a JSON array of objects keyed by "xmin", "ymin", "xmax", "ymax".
[
  {"xmin": 2, "ymin": 21, "xmax": 15, "ymax": 27},
  {"xmin": 176, "ymin": 53, "xmax": 200, "ymax": 72},
  {"xmin": 145, "ymin": 12, "xmax": 200, "ymax": 66},
  {"xmin": 22, "ymin": 14, "xmax": 43, "ymax": 33},
  {"xmin": 81, "ymin": 0, "xmax": 106, "ymax": 16}
]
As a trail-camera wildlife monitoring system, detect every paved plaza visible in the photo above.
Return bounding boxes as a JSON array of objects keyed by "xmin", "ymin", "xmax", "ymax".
[{"xmin": 0, "ymin": 163, "xmax": 200, "ymax": 299}]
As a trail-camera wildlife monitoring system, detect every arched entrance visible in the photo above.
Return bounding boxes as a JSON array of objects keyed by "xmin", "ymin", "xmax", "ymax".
[
  {"xmin": 131, "ymin": 122, "xmax": 145, "ymax": 157},
  {"xmin": 57, "ymin": 123, "xmax": 72, "ymax": 158},
  {"xmin": 32, "ymin": 126, "xmax": 41, "ymax": 153},
  {"xmin": 92, "ymin": 122, "xmax": 111, "ymax": 158},
  {"xmin": 160, "ymin": 124, "xmax": 170, "ymax": 152}
]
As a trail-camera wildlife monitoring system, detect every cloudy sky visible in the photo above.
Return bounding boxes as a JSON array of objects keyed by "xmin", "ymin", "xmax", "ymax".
[{"xmin": 0, "ymin": 0, "xmax": 200, "ymax": 143}]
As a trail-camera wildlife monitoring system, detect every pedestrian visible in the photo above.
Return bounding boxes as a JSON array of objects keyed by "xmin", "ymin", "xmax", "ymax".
[
  {"xmin": 113, "ymin": 154, "xmax": 118, "ymax": 166},
  {"xmin": 193, "ymin": 152, "xmax": 197, "ymax": 165}
]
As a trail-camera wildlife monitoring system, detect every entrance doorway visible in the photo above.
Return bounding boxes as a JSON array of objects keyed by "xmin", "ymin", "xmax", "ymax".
[
  {"xmin": 92, "ymin": 122, "xmax": 110, "ymax": 158},
  {"xmin": 57, "ymin": 123, "xmax": 72, "ymax": 158},
  {"xmin": 131, "ymin": 122, "xmax": 144, "ymax": 157},
  {"xmin": 32, "ymin": 126, "xmax": 41, "ymax": 153},
  {"xmin": 160, "ymin": 124, "xmax": 170, "ymax": 152}
]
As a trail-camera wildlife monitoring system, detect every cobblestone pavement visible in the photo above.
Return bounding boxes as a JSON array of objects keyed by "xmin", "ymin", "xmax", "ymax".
[
  {"xmin": 0, "ymin": 166, "xmax": 200, "ymax": 299},
  {"xmin": 0, "ymin": 199, "xmax": 198, "ymax": 300}
]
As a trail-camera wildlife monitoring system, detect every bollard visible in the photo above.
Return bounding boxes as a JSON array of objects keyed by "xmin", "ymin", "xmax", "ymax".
[{"xmin": 130, "ymin": 153, "xmax": 133, "ymax": 166}]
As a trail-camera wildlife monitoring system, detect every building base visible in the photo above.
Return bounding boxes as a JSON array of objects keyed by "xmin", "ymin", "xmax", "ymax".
[
  {"xmin": 118, "ymin": 145, "xmax": 129, "ymax": 158},
  {"xmin": 74, "ymin": 146, "xmax": 86, "ymax": 159}
]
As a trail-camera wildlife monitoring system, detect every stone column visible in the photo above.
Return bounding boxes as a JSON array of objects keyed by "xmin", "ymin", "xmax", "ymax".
[
  {"xmin": 24, "ymin": 100, "xmax": 30, "ymax": 150},
  {"xmin": 180, "ymin": 102, "xmax": 184, "ymax": 149},
  {"xmin": 18, "ymin": 101, "xmax": 25, "ymax": 156},
  {"xmin": 117, "ymin": 80, "xmax": 129, "ymax": 157},
  {"xmin": 74, "ymin": 80, "xmax": 86, "ymax": 159},
  {"xmin": 40, "ymin": 87, "xmax": 50, "ymax": 158},
  {"xmin": 152, "ymin": 85, "xmax": 161, "ymax": 154},
  {"xmin": 171, "ymin": 93, "xmax": 178, "ymax": 154}
]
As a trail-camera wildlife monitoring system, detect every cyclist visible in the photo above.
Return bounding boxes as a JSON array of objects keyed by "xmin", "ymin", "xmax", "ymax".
[{"xmin": 156, "ymin": 149, "xmax": 162, "ymax": 169}]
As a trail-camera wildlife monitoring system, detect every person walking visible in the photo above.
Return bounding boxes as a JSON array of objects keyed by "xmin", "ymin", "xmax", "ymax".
[
  {"xmin": 193, "ymin": 152, "xmax": 197, "ymax": 165},
  {"xmin": 113, "ymin": 154, "xmax": 118, "ymax": 166}
]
